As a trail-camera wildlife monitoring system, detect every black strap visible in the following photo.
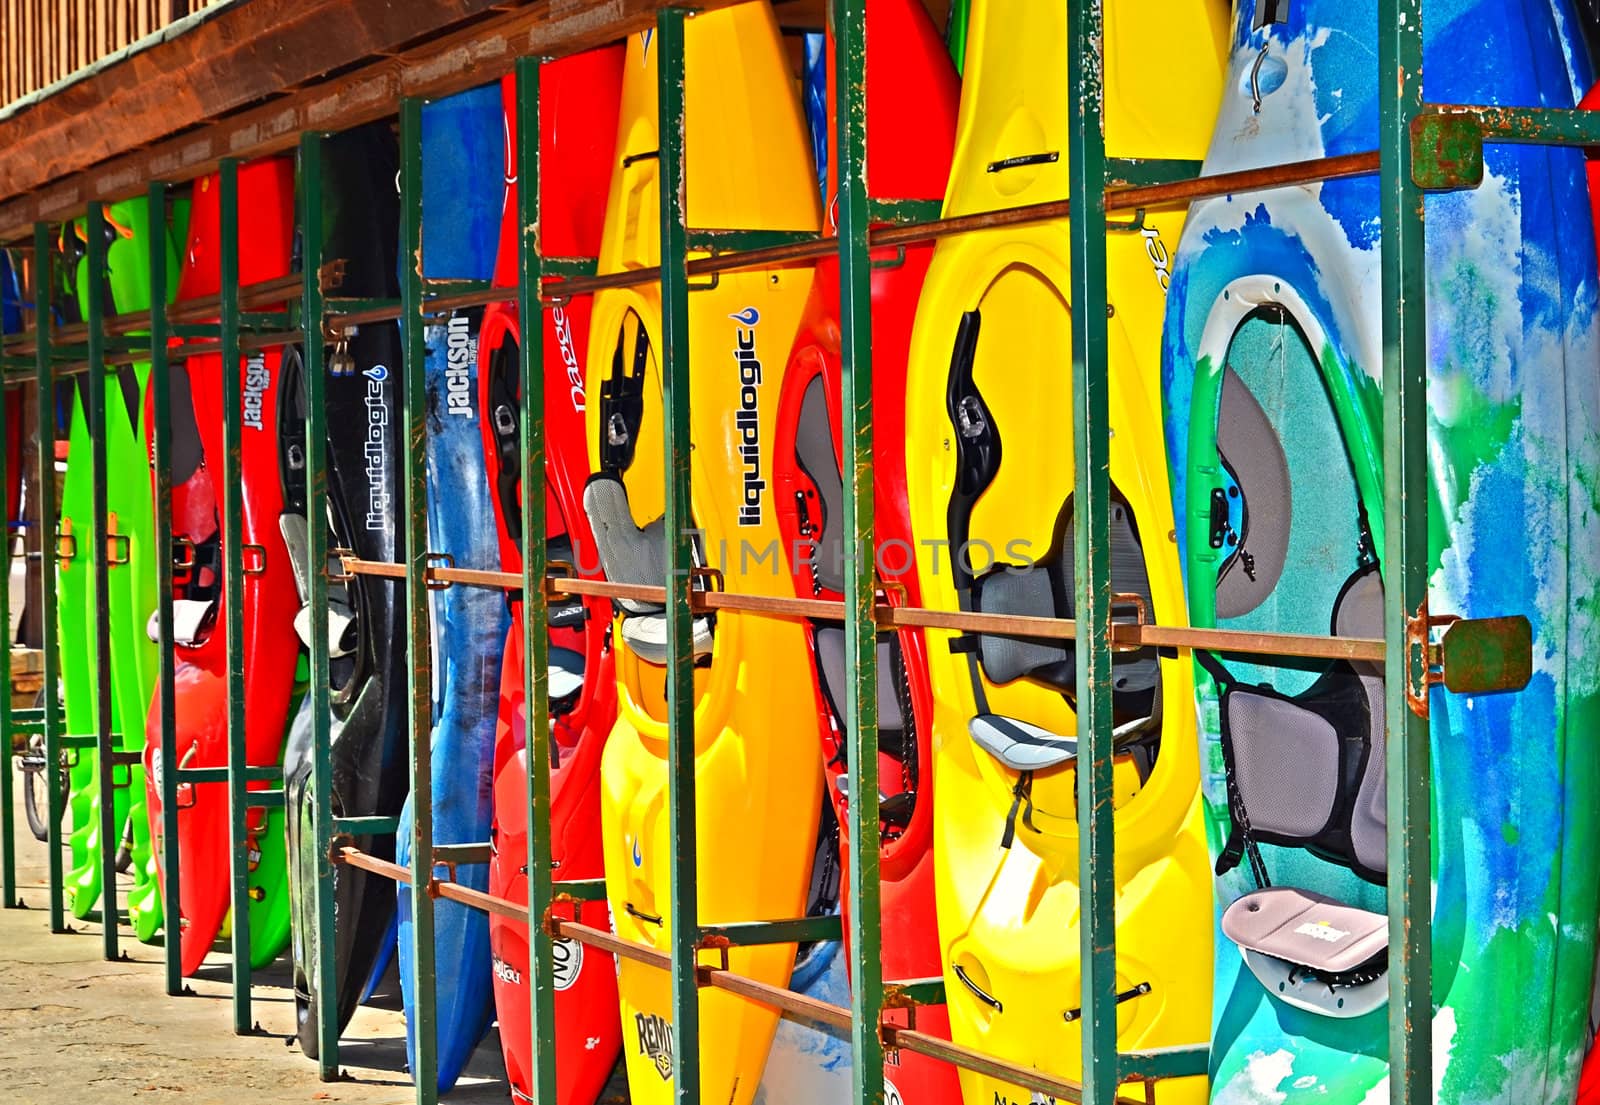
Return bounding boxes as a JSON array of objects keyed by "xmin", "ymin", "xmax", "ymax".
[{"xmin": 1000, "ymin": 770, "xmax": 1035, "ymax": 850}]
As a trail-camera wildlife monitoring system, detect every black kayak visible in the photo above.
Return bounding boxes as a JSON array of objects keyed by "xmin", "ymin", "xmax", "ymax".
[{"xmin": 279, "ymin": 121, "xmax": 409, "ymax": 1058}]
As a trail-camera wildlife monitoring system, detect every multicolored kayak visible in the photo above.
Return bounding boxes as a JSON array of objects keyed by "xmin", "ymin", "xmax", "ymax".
[
  {"xmin": 584, "ymin": 6, "xmax": 824, "ymax": 1103},
  {"xmin": 1161, "ymin": 1, "xmax": 1600, "ymax": 1101},
  {"xmin": 141, "ymin": 161, "xmax": 298, "ymax": 975},
  {"xmin": 1, "ymin": 253, "xmax": 20, "ymax": 552},
  {"xmin": 60, "ymin": 198, "xmax": 179, "ymax": 934},
  {"xmin": 393, "ymin": 83, "xmax": 506, "ymax": 1093},
  {"xmin": 482, "ymin": 47, "xmax": 627, "ymax": 1105},
  {"xmin": 902, "ymin": 0, "xmax": 1224, "ymax": 1101},
  {"xmin": 284, "ymin": 121, "xmax": 409, "ymax": 1057},
  {"xmin": 770, "ymin": 0, "xmax": 959, "ymax": 1101}
]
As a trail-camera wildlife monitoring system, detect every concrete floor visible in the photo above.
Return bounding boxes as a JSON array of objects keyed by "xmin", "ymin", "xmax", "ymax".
[{"xmin": 0, "ymin": 787, "xmax": 517, "ymax": 1105}]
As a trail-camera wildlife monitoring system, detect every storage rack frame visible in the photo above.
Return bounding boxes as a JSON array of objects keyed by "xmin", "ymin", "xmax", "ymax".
[{"xmin": 0, "ymin": 2, "xmax": 1567, "ymax": 1104}]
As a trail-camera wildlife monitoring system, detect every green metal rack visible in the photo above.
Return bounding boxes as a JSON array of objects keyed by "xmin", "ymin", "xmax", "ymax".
[{"xmin": 0, "ymin": 2, "xmax": 1585, "ymax": 1104}]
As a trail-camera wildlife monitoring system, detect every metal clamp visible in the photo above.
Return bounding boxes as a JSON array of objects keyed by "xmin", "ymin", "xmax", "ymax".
[
  {"xmin": 689, "ymin": 564, "xmax": 725, "ymax": 593},
  {"xmin": 171, "ymin": 535, "xmax": 196, "ymax": 580},
  {"xmin": 424, "ymin": 551, "xmax": 456, "ymax": 591},
  {"xmin": 241, "ymin": 543, "xmax": 268, "ymax": 576},
  {"xmin": 327, "ymin": 547, "xmax": 355, "ymax": 582},
  {"xmin": 1404, "ymin": 600, "xmax": 1532, "ymax": 718}
]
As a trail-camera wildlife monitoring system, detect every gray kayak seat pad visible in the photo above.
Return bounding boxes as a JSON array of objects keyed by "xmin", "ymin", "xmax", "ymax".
[
  {"xmin": 1214, "ymin": 564, "xmax": 1387, "ymax": 886},
  {"xmin": 970, "ymin": 714, "xmax": 1077, "ymax": 771},
  {"xmin": 970, "ymin": 498, "xmax": 1159, "ymax": 700},
  {"xmin": 968, "ymin": 712, "xmax": 1155, "ymax": 773},
  {"xmin": 793, "ymin": 375, "xmax": 845, "ymax": 594},
  {"xmin": 964, "ymin": 495, "xmax": 1160, "ymax": 775},
  {"xmin": 615, "ymin": 613, "xmax": 713, "ymax": 665},
  {"xmin": 1222, "ymin": 886, "xmax": 1387, "ymax": 976},
  {"xmin": 1336, "ymin": 566, "xmax": 1387, "ymax": 876},
  {"xmin": 814, "ymin": 625, "xmax": 903, "ymax": 733},
  {"xmin": 1215, "ymin": 367, "xmax": 1291, "ymax": 620},
  {"xmin": 582, "ymin": 474, "xmax": 713, "ymax": 662}
]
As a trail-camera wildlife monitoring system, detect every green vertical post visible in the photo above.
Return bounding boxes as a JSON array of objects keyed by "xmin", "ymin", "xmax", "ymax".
[
  {"xmin": 0, "ymin": 372, "xmax": 13, "ymax": 910},
  {"xmin": 149, "ymin": 179, "xmax": 183, "ymax": 996},
  {"xmin": 832, "ymin": 0, "xmax": 885, "ymax": 1102},
  {"xmin": 297, "ymin": 129, "xmax": 342, "ymax": 1081},
  {"xmin": 1378, "ymin": 4, "xmax": 1431, "ymax": 1103},
  {"xmin": 655, "ymin": 10, "xmax": 701, "ymax": 1104},
  {"xmin": 218, "ymin": 157, "xmax": 255, "ymax": 1031},
  {"xmin": 35, "ymin": 222, "xmax": 66, "ymax": 934},
  {"xmin": 85, "ymin": 201, "xmax": 120, "ymax": 962},
  {"xmin": 1066, "ymin": 1, "xmax": 1116, "ymax": 1100},
  {"xmin": 397, "ymin": 95, "xmax": 439, "ymax": 1105},
  {"xmin": 514, "ymin": 55, "xmax": 560, "ymax": 1105}
]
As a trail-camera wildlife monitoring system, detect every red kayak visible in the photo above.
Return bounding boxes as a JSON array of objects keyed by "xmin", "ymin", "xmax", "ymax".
[
  {"xmin": 770, "ymin": 2, "xmax": 960, "ymax": 1101},
  {"xmin": 482, "ymin": 48, "xmax": 626, "ymax": 1105},
  {"xmin": 143, "ymin": 158, "xmax": 300, "ymax": 975}
]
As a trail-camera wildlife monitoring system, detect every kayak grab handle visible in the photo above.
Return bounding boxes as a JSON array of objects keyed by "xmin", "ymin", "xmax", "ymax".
[
  {"xmin": 1063, "ymin": 980, "xmax": 1151, "ymax": 1023},
  {"xmin": 953, "ymin": 963, "xmax": 1002, "ymax": 1012}
]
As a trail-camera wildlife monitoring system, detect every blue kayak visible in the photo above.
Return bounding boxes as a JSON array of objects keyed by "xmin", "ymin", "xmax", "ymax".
[{"xmin": 394, "ymin": 82, "xmax": 509, "ymax": 1093}]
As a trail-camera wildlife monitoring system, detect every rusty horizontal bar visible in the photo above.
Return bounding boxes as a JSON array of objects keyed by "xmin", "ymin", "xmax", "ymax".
[
  {"xmin": 337, "ymin": 557, "xmax": 1384, "ymax": 662},
  {"xmin": 328, "ymin": 285, "xmax": 517, "ymax": 331},
  {"xmin": 557, "ymin": 919, "xmax": 672, "ymax": 971},
  {"xmin": 1116, "ymin": 622, "xmax": 1384, "ymax": 663},
  {"xmin": 2, "ymin": 272, "xmax": 310, "ymax": 357},
  {"xmin": 1102, "ymin": 150, "xmax": 1381, "ymax": 212},
  {"xmin": 436, "ymin": 879, "xmax": 528, "ymax": 924},
  {"xmin": 327, "ymin": 852, "xmax": 1177, "ymax": 1095},
  {"xmin": 46, "ymin": 328, "xmax": 304, "ymax": 375},
  {"xmin": 889, "ymin": 1028, "xmax": 1146, "ymax": 1105},
  {"xmin": 337, "ymin": 844, "xmax": 410, "ymax": 884}
]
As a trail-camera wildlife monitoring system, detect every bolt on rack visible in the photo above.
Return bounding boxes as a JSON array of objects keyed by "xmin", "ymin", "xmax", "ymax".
[{"xmin": 0, "ymin": 2, "xmax": 1582, "ymax": 1104}]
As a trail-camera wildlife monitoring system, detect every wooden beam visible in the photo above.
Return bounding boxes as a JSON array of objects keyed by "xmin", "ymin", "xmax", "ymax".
[
  {"xmin": 0, "ymin": 0, "xmax": 508, "ymax": 203},
  {"xmin": 0, "ymin": 0, "xmax": 751, "ymax": 244}
]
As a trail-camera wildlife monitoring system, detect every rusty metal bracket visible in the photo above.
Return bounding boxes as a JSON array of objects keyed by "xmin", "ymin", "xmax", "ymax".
[
  {"xmin": 1105, "ymin": 206, "xmax": 1149, "ymax": 233},
  {"xmin": 1410, "ymin": 112, "xmax": 1484, "ymax": 191},
  {"xmin": 317, "ymin": 258, "xmax": 348, "ymax": 295},
  {"xmin": 105, "ymin": 532, "xmax": 130, "ymax": 566},
  {"xmin": 1404, "ymin": 600, "xmax": 1532, "ymax": 718},
  {"xmin": 697, "ymin": 933, "xmax": 733, "ymax": 984},
  {"xmin": 241, "ymin": 543, "xmax": 267, "ymax": 576},
  {"xmin": 423, "ymin": 550, "xmax": 455, "ymax": 591},
  {"xmin": 328, "ymin": 547, "xmax": 355, "ymax": 582},
  {"xmin": 171, "ymin": 535, "xmax": 196, "ymax": 580}
]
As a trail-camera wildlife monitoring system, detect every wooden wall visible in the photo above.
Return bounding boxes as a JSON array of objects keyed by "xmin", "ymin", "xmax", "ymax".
[{"xmin": 1, "ymin": 1, "xmax": 226, "ymax": 107}]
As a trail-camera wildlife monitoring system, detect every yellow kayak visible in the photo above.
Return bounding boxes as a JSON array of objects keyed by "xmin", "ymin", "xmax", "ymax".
[
  {"xmin": 901, "ymin": 1, "xmax": 1226, "ymax": 1101},
  {"xmin": 584, "ymin": 5, "xmax": 824, "ymax": 1104}
]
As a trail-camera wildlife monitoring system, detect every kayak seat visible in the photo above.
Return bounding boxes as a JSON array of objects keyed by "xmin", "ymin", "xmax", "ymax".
[
  {"xmin": 548, "ymin": 646, "xmax": 585, "ymax": 705},
  {"xmin": 1212, "ymin": 565, "xmax": 1387, "ymax": 885},
  {"xmin": 960, "ymin": 496, "xmax": 1162, "ymax": 767},
  {"xmin": 279, "ymin": 510, "xmax": 359, "ymax": 660},
  {"xmin": 1214, "ymin": 367, "xmax": 1292, "ymax": 619},
  {"xmin": 582, "ymin": 474, "xmax": 712, "ymax": 664},
  {"xmin": 145, "ymin": 598, "xmax": 219, "ymax": 648},
  {"xmin": 793, "ymin": 375, "xmax": 845, "ymax": 593},
  {"xmin": 968, "ymin": 714, "xmax": 1077, "ymax": 771},
  {"xmin": 1220, "ymin": 885, "xmax": 1388, "ymax": 1019},
  {"xmin": 813, "ymin": 624, "xmax": 921, "ymax": 835},
  {"xmin": 814, "ymin": 625, "xmax": 905, "ymax": 732}
]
